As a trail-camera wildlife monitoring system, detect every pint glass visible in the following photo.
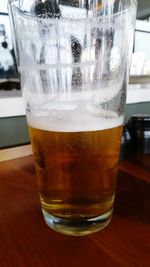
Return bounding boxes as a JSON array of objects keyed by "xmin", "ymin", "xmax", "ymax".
[{"xmin": 8, "ymin": 0, "xmax": 137, "ymax": 235}]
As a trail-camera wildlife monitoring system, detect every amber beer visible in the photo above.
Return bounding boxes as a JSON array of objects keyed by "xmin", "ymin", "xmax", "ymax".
[{"xmin": 28, "ymin": 116, "xmax": 123, "ymax": 235}]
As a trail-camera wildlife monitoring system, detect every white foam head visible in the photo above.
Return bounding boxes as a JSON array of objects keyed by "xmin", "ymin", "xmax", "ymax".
[{"xmin": 27, "ymin": 102, "xmax": 124, "ymax": 132}]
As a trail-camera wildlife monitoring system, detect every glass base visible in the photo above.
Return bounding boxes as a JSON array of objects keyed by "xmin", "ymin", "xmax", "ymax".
[{"xmin": 42, "ymin": 209, "xmax": 113, "ymax": 236}]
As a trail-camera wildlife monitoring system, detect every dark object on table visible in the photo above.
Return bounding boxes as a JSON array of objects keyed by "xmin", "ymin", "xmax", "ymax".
[
  {"xmin": 127, "ymin": 114, "xmax": 150, "ymax": 170},
  {"xmin": 127, "ymin": 114, "xmax": 150, "ymax": 154},
  {"xmin": 120, "ymin": 124, "xmax": 132, "ymax": 161}
]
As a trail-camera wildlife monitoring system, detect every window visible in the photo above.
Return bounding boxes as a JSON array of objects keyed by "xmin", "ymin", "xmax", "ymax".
[{"xmin": 0, "ymin": 1, "xmax": 20, "ymax": 91}]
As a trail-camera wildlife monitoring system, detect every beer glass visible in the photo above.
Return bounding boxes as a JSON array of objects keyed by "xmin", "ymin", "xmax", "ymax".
[{"xmin": 8, "ymin": 0, "xmax": 137, "ymax": 236}]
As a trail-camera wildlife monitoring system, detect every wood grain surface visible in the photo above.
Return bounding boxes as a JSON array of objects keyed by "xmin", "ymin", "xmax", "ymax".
[{"xmin": 0, "ymin": 153, "xmax": 149, "ymax": 267}]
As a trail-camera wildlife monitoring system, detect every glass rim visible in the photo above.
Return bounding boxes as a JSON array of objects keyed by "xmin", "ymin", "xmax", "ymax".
[{"xmin": 8, "ymin": 0, "xmax": 137, "ymax": 23}]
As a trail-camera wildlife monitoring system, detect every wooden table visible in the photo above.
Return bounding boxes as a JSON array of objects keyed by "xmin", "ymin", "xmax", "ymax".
[{"xmin": 0, "ymin": 146, "xmax": 149, "ymax": 267}]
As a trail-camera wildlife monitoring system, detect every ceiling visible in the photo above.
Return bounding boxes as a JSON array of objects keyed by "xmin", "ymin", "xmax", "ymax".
[{"xmin": 137, "ymin": 0, "xmax": 150, "ymax": 19}]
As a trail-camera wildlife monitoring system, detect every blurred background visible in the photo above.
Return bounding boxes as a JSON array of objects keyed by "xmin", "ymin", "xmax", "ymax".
[{"xmin": 0, "ymin": 0, "xmax": 150, "ymax": 151}]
